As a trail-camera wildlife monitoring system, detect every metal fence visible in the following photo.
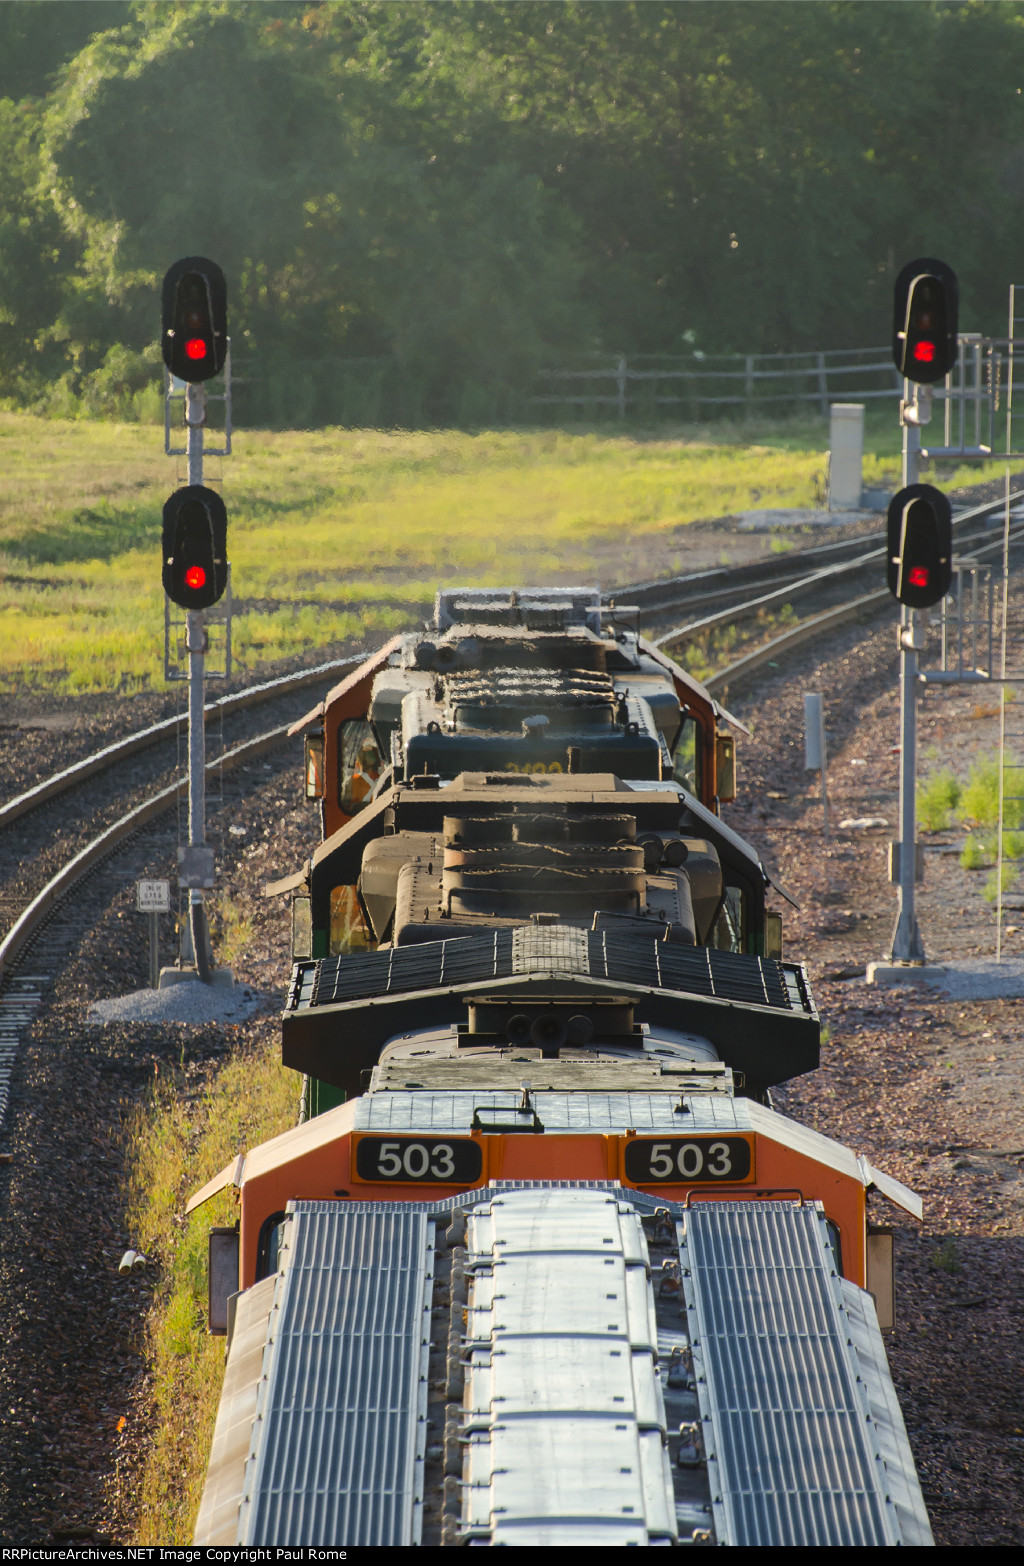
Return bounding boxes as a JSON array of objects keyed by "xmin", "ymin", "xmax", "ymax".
[{"xmin": 532, "ymin": 347, "xmax": 903, "ymax": 420}]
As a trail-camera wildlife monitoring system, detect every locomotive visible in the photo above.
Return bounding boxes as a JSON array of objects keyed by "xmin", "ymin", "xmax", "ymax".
[{"xmin": 189, "ymin": 588, "xmax": 932, "ymax": 1548}]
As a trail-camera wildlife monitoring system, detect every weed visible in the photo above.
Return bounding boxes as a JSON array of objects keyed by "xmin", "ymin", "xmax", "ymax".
[
  {"xmin": 214, "ymin": 895, "xmax": 255, "ymax": 967},
  {"xmin": 984, "ymin": 864, "xmax": 1016, "ymax": 904},
  {"xmin": 960, "ymin": 757, "xmax": 1024, "ymax": 830},
  {"xmin": 931, "ymin": 1236, "xmax": 963, "ymax": 1274},
  {"xmin": 960, "ymin": 835, "xmax": 988, "ymax": 870},
  {"xmin": 960, "ymin": 757, "xmax": 1001, "ymax": 826},
  {"xmin": 917, "ymin": 770, "xmax": 961, "ymax": 831},
  {"xmin": 124, "ymin": 1030, "xmax": 298, "ymax": 1543}
]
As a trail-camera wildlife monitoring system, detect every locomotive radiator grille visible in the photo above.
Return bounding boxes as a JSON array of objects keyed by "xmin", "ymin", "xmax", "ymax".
[{"xmin": 301, "ymin": 926, "xmax": 808, "ymax": 1017}]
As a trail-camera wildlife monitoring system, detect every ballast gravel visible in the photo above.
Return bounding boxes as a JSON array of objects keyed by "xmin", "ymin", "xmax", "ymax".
[
  {"xmin": 87, "ymin": 980, "xmax": 277, "ymax": 1028},
  {"xmin": 932, "ymin": 957, "xmax": 1024, "ymax": 1001}
]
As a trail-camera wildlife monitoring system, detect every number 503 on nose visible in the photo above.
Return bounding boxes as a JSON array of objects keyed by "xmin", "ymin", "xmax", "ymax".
[{"xmin": 622, "ymin": 1135, "xmax": 754, "ymax": 1184}]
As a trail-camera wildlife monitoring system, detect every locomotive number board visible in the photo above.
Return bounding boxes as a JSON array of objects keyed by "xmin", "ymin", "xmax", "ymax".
[
  {"xmin": 622, "ymin": 1135, "xmax": 754, "ymax": 1185},
  {"xmin": 353, "ymin": 1134, "xmax": 484, "ymax": 1185}
]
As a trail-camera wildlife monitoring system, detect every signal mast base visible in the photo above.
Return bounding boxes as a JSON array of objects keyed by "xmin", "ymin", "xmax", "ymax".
[
  {"xmin": 865, "ymin": 961, "xmax": 948, "ymax": 989},
  {"xmin": 158, "ymin": 964, "xmax": 235, "ymax": 991}
]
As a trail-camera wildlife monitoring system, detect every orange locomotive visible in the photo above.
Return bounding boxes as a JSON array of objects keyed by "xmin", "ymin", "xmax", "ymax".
[{"xmin": 192, "ymin": 590, "xmax": 931, "ymax": 1548}]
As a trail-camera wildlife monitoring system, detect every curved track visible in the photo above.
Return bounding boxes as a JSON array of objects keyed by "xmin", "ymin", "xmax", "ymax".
[{"xmin": 3, "ymin": 492, "xmax": 1022, "ymax": 988}]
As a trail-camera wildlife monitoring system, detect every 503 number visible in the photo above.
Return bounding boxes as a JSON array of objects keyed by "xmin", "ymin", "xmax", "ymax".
[
  {"xmin": 623, "ymin": 1135, "xmax": 752, "ymax": 1184},
  {"xmin": 354, "ymin": 1136, "xmax": 483, "ymax": 1184}
]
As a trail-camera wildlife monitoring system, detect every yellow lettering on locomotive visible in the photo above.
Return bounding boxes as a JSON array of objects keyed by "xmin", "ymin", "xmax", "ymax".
[{"xmin": 504, "ymin": 761, "xmax": 565, "ymax": 774}]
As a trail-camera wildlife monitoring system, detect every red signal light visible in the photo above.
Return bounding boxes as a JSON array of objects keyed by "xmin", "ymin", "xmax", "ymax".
[
  {"xmin": 912, "ymin": 341, "xmax": 936, "ymax": 364},
  {"xmin": 185, "ymin": 338, "xmax": 207, "ymax": 361},
  {"xmin": 907, "ymin": 565, "xmax": 930, "ymax": 588},
  {"xmin": 185, "ymin": 565, "xmax": 207, "ymax": 590}
]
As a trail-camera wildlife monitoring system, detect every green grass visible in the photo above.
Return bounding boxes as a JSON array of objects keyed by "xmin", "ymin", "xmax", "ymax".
[
  {"xmin": 1, "ymin": 406, "xmax": 1003, "ymax": 696},
  {"xmin": 917, "ymin": 770, "xmax": 962, "ymax": 832},
  {"xmin": 959, "ymin": 756, "xmax": 1024, "ymax": 832},
  {"xmin": 961, "ymin": 834, "xmax": 988, "ymax": 870},
  {"xmin": 123, "ymin": 1028, "xmax": 299, "ymax": 1543},
  {"xmin": 933, "ymin": 750, "xmax": 1024, "ymax": 875}
]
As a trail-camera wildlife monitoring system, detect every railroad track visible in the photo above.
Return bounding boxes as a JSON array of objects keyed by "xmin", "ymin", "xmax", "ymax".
[
  {"xmin": 618, "ymin": 486, "xmax": 1024, "ymax": 623},
  {"xmin": 1, "ymin": 489, "xmax": 1022, "ymax": 1117},
  {"xmin": 0, "ymin": 656, "xmax": 361, "ymax": 1124},
  {"xmin": 654, "ymin": 489, "xmax": 1024, "ymax": 693}
]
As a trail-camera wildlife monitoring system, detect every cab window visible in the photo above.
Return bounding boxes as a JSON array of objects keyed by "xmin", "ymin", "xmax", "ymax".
[
  {"xmin": 713, "ymin": 886, "xmax": 745, "ymax": 953},
  {"xmin": 255, "ymin": 1211, "xmax": 287, "ymax": 1281},
  {"xmin": 338, "ymin": 718, "xmax": 381, "ymax": 814},
  {"xmin": 672, "ymin": 716, "xmax": 702, "ymax": 797}
]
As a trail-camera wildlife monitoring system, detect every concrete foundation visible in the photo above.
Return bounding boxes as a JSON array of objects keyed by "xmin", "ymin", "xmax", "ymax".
[
  {"xmin": 158, "ymin": 965, "xmax": 235, "ymax": 991},
  {"xmin": 866, "ymin": 961, "xmax": 947, "ymax": 988}
]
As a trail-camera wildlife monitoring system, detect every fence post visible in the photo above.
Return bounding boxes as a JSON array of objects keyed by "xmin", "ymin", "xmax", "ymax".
[
  {"xmin": 616, "ymin": 355, "xmax": 627, "ymax": 420},
  {"xmin": 745, "ymin": 355, "xmax": 754, "ymax": 418},
  {"xmin": 817, "ymin": 352, "xmax": 829, "ymax": 417}
]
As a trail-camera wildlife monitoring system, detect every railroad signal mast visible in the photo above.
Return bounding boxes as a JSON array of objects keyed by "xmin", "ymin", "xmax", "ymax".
[
  {"xmin": 885, "ymin": 259, "xmax": 958, "ymax": 967},
  {"xmin": 160, "ymin": 257, "xmax": 230, "ymax": 982}
]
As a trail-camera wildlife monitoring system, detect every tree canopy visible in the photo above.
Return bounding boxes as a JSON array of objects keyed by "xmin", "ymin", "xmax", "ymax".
[{"xmin": 2, "ymin": 0, "xmax": 1023, "ymax": 425}]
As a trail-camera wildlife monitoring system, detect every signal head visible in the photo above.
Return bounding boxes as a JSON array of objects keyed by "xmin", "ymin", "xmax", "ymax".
[
  {"xmin": 161, "ymin": 257, "xmax": 227, "ymax": 384},
  {"xmin": 162, "ymin": 485, "xmax": 228, "ymax": 610},
  {"xmin": 886, "ymin": 483, "xmax": 952, "ymax": 608},
  {"xmin": 892, "ymin": 257, "xmax": 958, "ymax": 385}
]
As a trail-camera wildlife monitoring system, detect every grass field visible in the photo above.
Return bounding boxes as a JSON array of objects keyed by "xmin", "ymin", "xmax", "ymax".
[
  {"xmin": 2, "ymin": 405, "xmax": 984, "ymax": 697},
  {"xmin": 0, "ymin": 407, "xmax": 1008, "ymax": 696}
]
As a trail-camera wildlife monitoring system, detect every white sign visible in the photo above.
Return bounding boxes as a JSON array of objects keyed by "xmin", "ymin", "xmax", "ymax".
[{"xmin": 137, "ymin": 879, "xmax": 171, "ymax": 913}]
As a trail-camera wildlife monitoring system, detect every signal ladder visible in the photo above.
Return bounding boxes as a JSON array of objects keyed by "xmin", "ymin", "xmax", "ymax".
[
  {"xmin": 924, "ymin": 286, "xmax": 1024, "ymax": 958},
  {"xmin": 992, "ymin": 289, "xmax": 1024, "ymax": 955},
  {"xmin": 995, "ymin": 504, "xmax": 1024, "ymax": 956}
]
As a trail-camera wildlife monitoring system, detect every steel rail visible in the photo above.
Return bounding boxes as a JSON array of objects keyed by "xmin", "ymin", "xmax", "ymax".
[
  {"xmin": 639, "ymin": 485, "xmax": 1024, "ymax": 628},
  {"xmin": 0, "ymin": 555, "xmax": 864, "ymax": 833},
  {"xmin": 612, "ymin": 529, "xmax": 888, "ymax": 615},
  {"xmin": 3, "ymin": 486, "xmax": 1021, "ymax": 841},
  {"xmin": 0, "ymin": 653, "xmax": 364, "ymax": 832},
  {"xmin": 704, "ymin": 518, "xmax": 1024, "ymax": 697},
  {"xmin": 652, "ymin": 545, "xmax": 883, "ymax": 649},
  {"xmin": 2, "ymin": 489, "xmax": 1017, "ymax": 836},
  {"xmin": 0, "ymin": 721, "xmax": 293, "ymax": 983},
  {"xmin": 654, "ymin": 492, "xmax": 1024, "ymax": 653}
]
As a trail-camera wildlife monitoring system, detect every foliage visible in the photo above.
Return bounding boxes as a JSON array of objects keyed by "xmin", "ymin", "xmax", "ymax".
[
  {"xmin": 959, "ymin": 756, "xmax": 1024, "ymax": 832},
  {"xmin": 950, "ymin": 755, "xmax": 1024, "ymax": 874},
  {"xmin": 931, "ymin": 1236, "xmax": 963, "ymax": 1275},
  {"xmin": 984, "ymin": 863, "xmax": 1016, "ymax": 905},
  {"xmin": 3, "ymin": 2, "xmax": 1024, "ymax": 423},
  {"xmin": 917, "ymin": 770, "xmax": 961, "ymax": 832},
  {"xmin": 213, "ymin": 895, "xmax": 256, "ymax": 968},
  {"xmin": 960, "ymin": 834, "xmax": 987, "ymax": 871}
]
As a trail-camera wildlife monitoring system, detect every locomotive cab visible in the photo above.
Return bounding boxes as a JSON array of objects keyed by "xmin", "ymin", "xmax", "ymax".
[{"xmin": 289, "ymin": 587, "xmax": 742, "ymax": 839}]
